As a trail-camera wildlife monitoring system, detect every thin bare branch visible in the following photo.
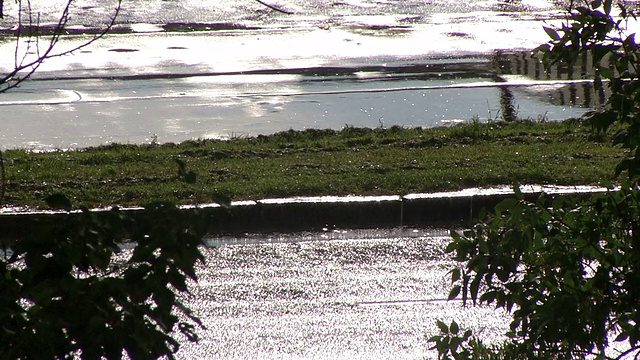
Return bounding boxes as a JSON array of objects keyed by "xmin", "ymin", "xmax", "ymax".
[
  {"xmin": 0, "ymin": 0, "xmax": 123, "ymax": 93},
  {"xmin": 255, "ymin": 0, "xmax": 294, "ymax": 15}
]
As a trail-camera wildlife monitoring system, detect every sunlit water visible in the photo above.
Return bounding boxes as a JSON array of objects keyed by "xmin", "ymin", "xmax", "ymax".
[
  {"xmin": 0, "ymin": 0, "xmax": 620, "ymax": 150},
  {"xmin": 0, "ymin": 3, "xmax": 636, "ymax": 357},
  {"xmin": 178, "ymin": 225, "xmax": 634, "ymax": 359},
  {"xmin": 177, "ymin": 228, "xmax": 511, "ymax": 359}
]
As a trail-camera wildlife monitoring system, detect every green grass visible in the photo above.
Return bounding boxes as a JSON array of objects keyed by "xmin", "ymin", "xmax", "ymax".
[{"xmin": 1, "ymin": 119, "xmax": 623, "ymax": 209}]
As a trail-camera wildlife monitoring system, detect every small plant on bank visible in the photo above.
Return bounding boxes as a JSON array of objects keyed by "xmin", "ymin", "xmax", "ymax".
[{"xmin": 430, "ymin": 0, "xmax": 640, "ymax": 358}]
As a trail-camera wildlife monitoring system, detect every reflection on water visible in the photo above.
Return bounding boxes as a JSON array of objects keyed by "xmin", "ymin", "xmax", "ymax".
[
  {"xmin": 0, "ymin": 0, "xmax": 611, "ymax": 150},
  {"xmin": 178, "ymin": 228, "xmax": 511, "ymax": 359},
  {"xmin": 0, "ymin": 51, "xmax": 607, "ymax": 150},
  {"xmin": 495, "ymin": 51, "xmax": 607, "ymax": 112},
  {"xmin": 203, "ymin": 227, "xmax": 451, "ymax": 247},
  {"xmin": 498, "ymin": 86, "xmax": 518, "ymax": 122}
]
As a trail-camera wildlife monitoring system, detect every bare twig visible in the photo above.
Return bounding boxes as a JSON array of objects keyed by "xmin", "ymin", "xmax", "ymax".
[
  {"xmin": 0, "ymin": 0, "xmax": 123, "ymax": 93},
  {"xmin": 255, "ymin": 0, "xmax": 294, "ymax": 15}
]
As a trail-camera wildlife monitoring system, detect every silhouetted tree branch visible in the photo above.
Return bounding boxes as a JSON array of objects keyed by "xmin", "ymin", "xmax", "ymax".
[
  {"xmin": 0, "ymin": 0, "xmax": 122, "ymax": 93},
  {"xmin": 255, "ymin": 0, "xmax": 294, "ymax": 15}
]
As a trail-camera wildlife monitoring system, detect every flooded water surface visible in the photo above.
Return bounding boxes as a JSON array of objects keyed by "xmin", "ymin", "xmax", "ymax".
[
  {"xmin": 0, "ymin": 0, "xmax": 610, "ymax": 150},
  {"xmin": 0, "ymin": 3, "xmax": 633, "ymax": 358},
  {"xmin": 178, "ymin": 228, "xmax": 510, "ymax": 359}
]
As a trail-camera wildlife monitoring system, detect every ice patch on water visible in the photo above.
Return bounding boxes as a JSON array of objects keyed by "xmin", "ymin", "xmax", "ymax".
[{"xmin": 129, "ymin": 23, "xmax": 164, "ymax": 33}]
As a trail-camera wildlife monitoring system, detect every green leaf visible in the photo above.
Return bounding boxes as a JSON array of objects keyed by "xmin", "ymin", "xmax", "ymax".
[
  {"xmin": 448, "ymin": 285, "xmax": 461, "ymax": 300},
  {"xmin": 470, "ymin": 276, "xmax": 481, "ymax": 304},
  {"xmin": 533, "ymin": 43, "xmax": 550, "ymax": 54},
  {"xmin": 449, "ymin": 336, "xmax": 462, "ymax": 351},
  {"xmin": 603, "ymin": 0, "xmax": 612, "ymax": 14},
  {"xmin": 168, "ymin": 269, "xmax": 188, "ymax": 292},
  {"xmin": 597, "ymin": 66, "xmax": 612, "ymax": 79},
  {"xmin": 623, "ymin": 33, "xmax": 636, "ymax": 47},
  {"xmin": 543, "ymin": 26, "xmax": 560, "ymax": 41},
  {"xmin": 437, "ymin": 320, "xmax": 449, "ymax": 334},
  {"xmin": 513, "ymin": 183, "xmax": 523, "ymax": 199},
  {"xmin": 480, "ymin": 290, "xmax": 497, "ymax": 304},
  {"xmin": 175, "ymin": 158, "xmax": 188, "ymax": 175},
  {"xmin": 450, "ymin": 268, "xmax": 461, "ymax": 283},
  {"xmin": 179, "ymin": 322, "xmax": 200, "ymax": 342},
  {"xmin": 462, "ymin": 274, "xmax": 469, "ymax": 305},
  {"xmin": 450, "ymin": 321, "xmax": 459, "ymax": 334},
  {"xmin": 495, "ymin": 198, "xmax": 519, "ymax": 213},
  {"xmin": 445, "ymin": 241, "xmax": 458, "ymax": 254},
  {"xmin": 615, "ymin": 159, "xmax": 632, "ymax": 177},
  {"xmin": 620, "ymin": 3, "xmax": 627, "ymax": 18}
]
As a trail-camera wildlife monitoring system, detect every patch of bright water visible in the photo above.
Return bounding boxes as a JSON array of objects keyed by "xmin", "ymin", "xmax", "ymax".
[
  {"xmin": 179, "ymin": 227, "xmax": 511, "ymax": 359},
  {"xmin": 203, "ymin": 226, "xmax": 450, "ymax": 247},
  {"xmin": 0, "ymin": 0, "xmax": 616, "ymax": 150},
  {"xmin": 0, "ymin": 54, "xmax": 602, "ymax": 150},
  {"xmin": 185, "ymin": 225, "xmax": 637, "ymax": 360}
]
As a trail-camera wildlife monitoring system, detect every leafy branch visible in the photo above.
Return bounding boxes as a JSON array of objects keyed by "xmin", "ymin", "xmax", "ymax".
[{"xmin": 431, "ymin": 1, "xmax": 640, "ymax": 357}]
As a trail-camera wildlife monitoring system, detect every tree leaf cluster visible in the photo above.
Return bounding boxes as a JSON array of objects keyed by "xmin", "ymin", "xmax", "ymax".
[
  {"xmin": 431, "ymin": 0, "xmax": 640, "ymax": 358},
  {"xmin": 537, "ymin": 0, "xmax": 640, "ymax": 178},
  {"xmin": 0, "ymin": 196, "xmax": 208, "ymax": 359},
  {"xmin": 441, "ymin": 184, "xmax": 640, "ymax": 359}
]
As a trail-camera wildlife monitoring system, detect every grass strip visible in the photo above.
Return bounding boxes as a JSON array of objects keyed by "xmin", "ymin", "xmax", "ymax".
[{"xmin": 1, "ymin": 119, "xmax": 622, "ymax": 209}]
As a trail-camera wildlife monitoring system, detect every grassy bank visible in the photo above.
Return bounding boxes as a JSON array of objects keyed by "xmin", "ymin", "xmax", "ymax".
[{"xmin": 1, "ymin": 119, "xmax": 622, "ymax": 209}]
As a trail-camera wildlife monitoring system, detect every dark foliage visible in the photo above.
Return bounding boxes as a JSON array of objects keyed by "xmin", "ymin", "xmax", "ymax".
[
  {"xmin": 430, "ymin": 0, "xmax": 640, "ymax": 358},
  {"xmin": 0, "ymin": 198, "xmax": 208, "ymax": 359}
]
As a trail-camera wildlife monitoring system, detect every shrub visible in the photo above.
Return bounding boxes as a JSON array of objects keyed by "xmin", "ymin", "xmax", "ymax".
[{"xmin": 431, "ymin": 1, "xmax": 640, "ymax": 358}]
